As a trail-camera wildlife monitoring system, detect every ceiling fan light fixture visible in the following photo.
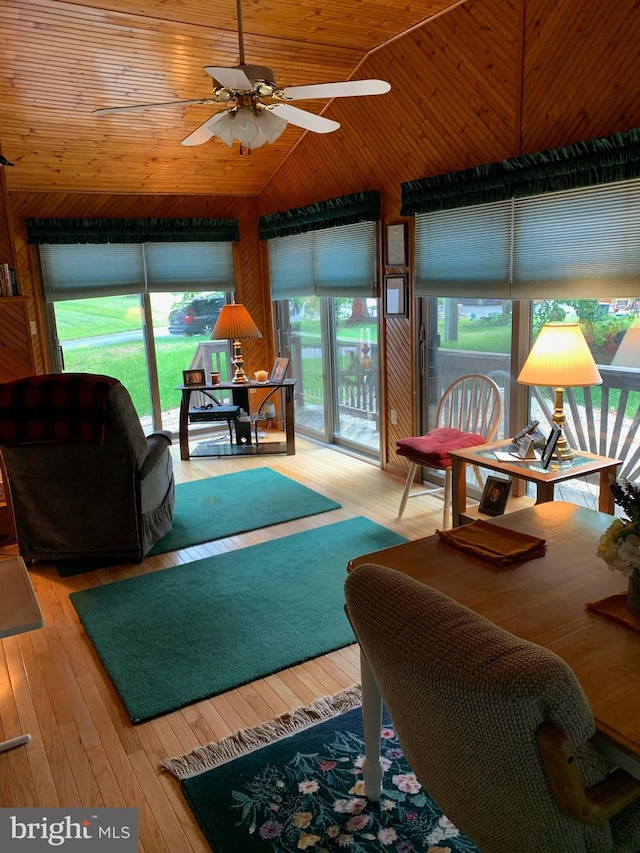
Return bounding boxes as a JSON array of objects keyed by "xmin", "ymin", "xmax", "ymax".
[
  {"xmin": 210, "ymin": 111, "xmax": 242, "ymax": 147},
  {"xmin": 210, "ymin": 104, "xmax": 286, "ymax": 150},
  {"xmin": 257, "ymin": 107, "xmax": 287, "ymax": 143},
  {"xmin": 235, "ymin": 105, "xmax": 267, "ymax": 149}
]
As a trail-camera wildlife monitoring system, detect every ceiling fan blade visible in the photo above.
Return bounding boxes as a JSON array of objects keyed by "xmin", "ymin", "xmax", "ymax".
[
  {"xmin": 94, "ymin": 98, "xmax": 218, "ymax": 116},
  {"xmin": 279, "ymin": 79, "xmax": 391, "ymax": 101},
  {"xmin": 204, "ymin": 66, "xmax": 253, "ymax": 91},
  {"xmin": 269, "ymin": 104, "xmax": 339, "ymax": 134},
  {"xmin": 181, "ymin": 112, "xmax": 230, "ymax": 147}
]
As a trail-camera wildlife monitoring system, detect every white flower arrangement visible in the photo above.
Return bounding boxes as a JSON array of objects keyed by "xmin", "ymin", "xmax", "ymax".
[{"xmin": 597, "ymin": 480, "xmax": 640, "ymax": 578}]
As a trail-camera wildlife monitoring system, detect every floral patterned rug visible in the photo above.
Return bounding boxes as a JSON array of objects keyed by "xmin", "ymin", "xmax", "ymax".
[{"xmin": 163, "ymin": 685, "xmax": 479, "ymax": 852}]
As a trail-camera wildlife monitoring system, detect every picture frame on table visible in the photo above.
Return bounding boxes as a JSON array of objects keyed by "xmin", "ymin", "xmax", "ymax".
[
  {"xmin": 385, "ymin": 222, "xmax": 408, "ymax": 267},
  {"xmin": 182, "ymin": 368, "xmax": 206, "ymax": 387},
  {"xmin": 270, "ymin": 357, "xmax": 290, "ymax": 383},
  {"xmin": 478, "ymin": 476, "xmax": 512, "ymax": 517},
  {"xmin": 383, "ymin": 274, "xmax": 408, "ymax": 318},
  {"xmin": 540, "ymin": 424, "xmax": 562, "ymax": 469}
]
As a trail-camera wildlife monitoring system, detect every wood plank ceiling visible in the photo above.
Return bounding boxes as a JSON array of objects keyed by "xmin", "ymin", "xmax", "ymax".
[{"xmin": 0, "ymin": 0, "xmax": 462, "ymax": 196}]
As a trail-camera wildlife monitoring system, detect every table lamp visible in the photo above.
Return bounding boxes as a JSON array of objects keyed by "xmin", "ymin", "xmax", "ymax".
[
  {"xmin": 211, "ymin": 302, "xmax": 262, "ymax": 383},
  {"xmin": 517, "ymin": 322, "xmax": 602, "ymax": 460}
]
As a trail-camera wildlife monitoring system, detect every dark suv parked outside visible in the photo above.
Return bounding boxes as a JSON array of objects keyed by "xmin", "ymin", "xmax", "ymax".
[{"xmin": 168, "ymin": 295, "xmax": 225, "ymax": 336}]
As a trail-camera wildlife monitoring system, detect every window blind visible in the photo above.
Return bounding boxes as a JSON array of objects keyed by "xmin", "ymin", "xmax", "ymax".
[
  {"xmin": 39, "ymin": 244, "xmax": 146, "ymax": 300},
  {"xmin": 269, "ymin": 220, "xmax": 377, "ymax": 300},
  {"xmin": 414, "ymin": 201, "xmax": 512, "ymax": 298},
  {"xmin": 511, "ymin": 179, "xmax": 640, "ymax": 299},
  {"xmin": 414, "ymin": 177, "xmax": 640, "ymax": 300},
  {"xmin": 267, "ymin": 233, "xmax": 316, "ymax": 299},
  {"xmin": 143, "ymin": 242, "xmax": 235, "ymax": 292},
  {"xmin": 40, "ymin": 241, "xmax": 235, "ymax": 300}
]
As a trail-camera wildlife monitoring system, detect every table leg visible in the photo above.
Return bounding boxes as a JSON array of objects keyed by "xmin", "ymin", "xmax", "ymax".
[
  {"xmin": 0, "ymin": 733, "xmax": 31, "ymax": 753},
  {"xmin": 231, "ymin": 387, "xmax": 252, "ymax": 446},
  {"xmin": 535, "ymin": 482, "xmax": 555, "ymax": 504},
  {"xmin": 284, "ymin": 385, "xmax": 296, "ymax": 455},
  {"xmin": 598, "ymin": 467, "xmax": 617, "ymax": 513},
  {"xmin": 360, "ymin": 647, "xmax": 384, "ymax": 801},
  {"xmin": 451, "ymin": 458, "xmax": 467, "ymax": 528},
  {"xmin": 179, "ymin": 389, "xmax": 191, "ymax": 461}
]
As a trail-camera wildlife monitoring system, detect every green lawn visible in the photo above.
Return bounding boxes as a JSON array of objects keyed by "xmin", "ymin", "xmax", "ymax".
[
  {"xmin": 55, "ymin": 295, "xmax": 151, "ymax": 338},
  {"xmin": 439, "ymin": 317, "xmax": 511, "ymax": 353},
  {"xmin": 62, "ymin": 335, "xmax": 222, "ymax": 416}
]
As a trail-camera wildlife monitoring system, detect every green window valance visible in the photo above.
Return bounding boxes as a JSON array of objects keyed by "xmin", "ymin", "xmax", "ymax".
[
  {"xmin": 27, "ymin": 217, "xmax": 240, "ymax": 244},
  {"xmin": 401, "ymin": 127, "xmax": 640, "ymax": 216},
  {"xmin": 259, "ymin": 191, "xmax": 380, "ymax": 240}
]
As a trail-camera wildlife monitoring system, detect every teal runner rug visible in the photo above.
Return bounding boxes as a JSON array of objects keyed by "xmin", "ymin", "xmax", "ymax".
[
  {"xmin": 56, "ymin": 468, "xmax": 341, "ymax": 576},
  {"xmin": 163, "ymin": 686, "xmax": 478, "ymax": 853},
  {"xmin": 69, "ymin": 517, "xmax": 407, "ymax": 723}
]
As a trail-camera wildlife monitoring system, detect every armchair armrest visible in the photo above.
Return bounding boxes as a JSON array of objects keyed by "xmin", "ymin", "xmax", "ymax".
[
  {"xmin": 537, "ymin": 721, "xmax": 640, "ymax": 825},
  {"xmin": 139, "ymin": 431, "xmax": 172, "ymax": 481}
]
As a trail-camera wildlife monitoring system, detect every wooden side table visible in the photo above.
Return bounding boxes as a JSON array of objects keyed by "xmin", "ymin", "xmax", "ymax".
[
  {"xmin": 177, "ymin": 379, "xmax": 297, "ymax": 460},
  {"xmin": 0, "ymin": 556, "xmax": 44, "ymax": 752},
  {"xmin": 450, "ymin": 441, "xmax": 620, "ymax": 528}
]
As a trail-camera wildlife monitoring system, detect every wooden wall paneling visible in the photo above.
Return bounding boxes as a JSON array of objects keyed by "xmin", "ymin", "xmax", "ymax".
[
  {"xmin": 259, "ymin": 0, "xmax": 524, "ymax": 215},
  {"xmin": 383, "ymin": 317, "xmax": 415, "ymax": 470},
  {"xmin": 232, "ymin": 195, "xmax": 274, "ymax": 379},
  {"xmin": 521, "ymin": 0, "xmax": 640, "ymax": 151},
  {"xmin": 0, "ymin": 298, "xmax": 36, "ymax": 382},
  {"xmin": 0, "ymin": 165, "xmax": 16, "ymax": 266}
]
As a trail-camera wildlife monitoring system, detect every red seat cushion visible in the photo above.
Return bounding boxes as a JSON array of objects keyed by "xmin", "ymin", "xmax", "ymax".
[{"xmin": 396, "ymin": 427, "xmax": 485, "ymax": 468}]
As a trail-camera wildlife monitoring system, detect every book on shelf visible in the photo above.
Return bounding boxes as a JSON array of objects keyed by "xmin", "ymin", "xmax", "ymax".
[{"xmin": 0, "ymin": 264, "xmax": 19, "ymax": 296}]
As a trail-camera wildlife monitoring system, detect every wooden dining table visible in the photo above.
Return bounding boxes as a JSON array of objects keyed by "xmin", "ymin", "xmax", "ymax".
[{"xmin": 347, "ymin": 501, "xmax": 640, "ymax": 799}]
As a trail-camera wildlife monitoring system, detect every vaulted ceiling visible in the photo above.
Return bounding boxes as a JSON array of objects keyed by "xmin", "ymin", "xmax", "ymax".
[{"xmin": 0, "ymin": 0, "xmax": 462, "ymax": 196}]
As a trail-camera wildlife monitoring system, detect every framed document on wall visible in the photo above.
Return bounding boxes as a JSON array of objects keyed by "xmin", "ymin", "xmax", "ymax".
[
  {"xmin": 383, "ymin": 274, "xmax": 408, "ymax": 318},
  {"xmin": 385, "ymin": 223, "xmax": 407, "ymax": 267}
]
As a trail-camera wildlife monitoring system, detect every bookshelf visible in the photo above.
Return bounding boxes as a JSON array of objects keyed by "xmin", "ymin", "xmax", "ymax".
[{"xmin": 0, "ymin": 263, "xmax": 19, "ymax": 297}]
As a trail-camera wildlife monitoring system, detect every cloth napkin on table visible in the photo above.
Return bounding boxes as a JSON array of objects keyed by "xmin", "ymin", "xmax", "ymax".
[
  {"xmin": 437, "ymin": 519, "xmax": 546, "ymax": 566},
  {"xmin": 586, "ymin": 594, "xmax": 640, "ymax": 635}
]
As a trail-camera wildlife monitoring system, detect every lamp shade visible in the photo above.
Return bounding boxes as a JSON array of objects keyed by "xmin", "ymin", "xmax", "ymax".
[
  {"xmin": 612, "ymin": 324, "xmax": 640, "ymax": 368},
  {"xmin": 211, "ymin": 303, "xmax": 262, "ymax": 341},
  {"xmin": 518, "ymin": 323, "xmax": 602, "ymax": 387},
  {"xmin": 211, "ymin": 107, "xmax": 287, "ymax": 150}
]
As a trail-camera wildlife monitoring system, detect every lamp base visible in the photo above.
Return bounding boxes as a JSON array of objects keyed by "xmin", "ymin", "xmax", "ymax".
[
  {"xmin": 231, "ymin": 339, "xmax": 248, "ymax": 383},
  {"xmin": 554, "ymin": 432, "xmax": 574, "ymax": 460},
  {"xmin": 552, "ymin": 387, "xmax": 573, "ymax": 460}
]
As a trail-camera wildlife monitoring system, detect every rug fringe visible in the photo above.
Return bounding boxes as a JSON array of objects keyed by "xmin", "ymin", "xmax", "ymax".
[{"xmin": 162, "ymin": 683, "xmax": 362, "ymax": 780}]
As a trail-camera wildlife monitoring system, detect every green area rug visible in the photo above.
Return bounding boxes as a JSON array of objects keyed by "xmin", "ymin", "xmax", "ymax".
[
  {"xmin": 56, "ymin": 468, "xmax": 341, "ymax": 576},
  {"xmin": 69, "ymin": 517, "xmax": 407, "ymax": 723},
  {"xmin": 163, "ymin": 686, "xmax": 478, "ymax": 853}
]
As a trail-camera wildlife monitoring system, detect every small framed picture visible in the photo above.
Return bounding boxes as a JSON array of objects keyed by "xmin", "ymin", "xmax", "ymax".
[
  {"xmin": 183, "ymin": 368, "xmax": 206, "ymax": 387},
  {"xmin": 478, "ymin": 476, "xmax": 512, "ymax": 517},
  {"xmin": 383, "ymin": 274, "xmax": 408, "ymax": 318},
  {"xmin": 540, "ymin": 424, "xmax": 562, "ymax": 469},
  {"xmin": 270, "ymin": 357, "xmax": 290, "ymax": 383},
  {"xmin": 385, "ymin": 223, "xmax": 408, "ymax": 267}
]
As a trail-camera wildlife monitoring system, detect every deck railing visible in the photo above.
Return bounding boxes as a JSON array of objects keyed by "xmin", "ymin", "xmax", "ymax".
[{"xmin": 532, "ymin": 365, "xmax": 640, "ymax": 481}]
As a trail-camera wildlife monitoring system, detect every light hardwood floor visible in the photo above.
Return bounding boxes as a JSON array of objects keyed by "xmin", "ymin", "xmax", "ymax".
[{"xmin": 0, "ymin": 438, "xmax": 444, "ymax": 852}]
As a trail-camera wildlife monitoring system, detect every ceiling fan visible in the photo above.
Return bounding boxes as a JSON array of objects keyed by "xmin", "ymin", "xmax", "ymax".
[{"xmin": 94, "ymin": 0, "xmax": 390, "ymax": 153}]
